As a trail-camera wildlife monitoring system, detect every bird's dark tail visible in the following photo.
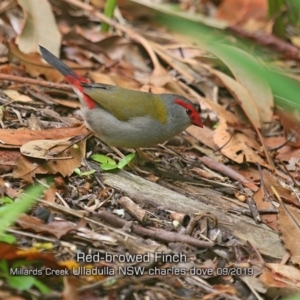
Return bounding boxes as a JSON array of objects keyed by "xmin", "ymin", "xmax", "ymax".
[{"xmin": 39, "ymin": 46, "xmax": 87, "ymax": 83}]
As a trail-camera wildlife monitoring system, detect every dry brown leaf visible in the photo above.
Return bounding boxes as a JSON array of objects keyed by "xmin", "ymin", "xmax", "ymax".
[
  {"xmin": 13, "ymin": 139, "xmax": 86, "ymax": 182},
  {"xmin": 213, "ymin": 118, "xmax": 268, "ymax": 167},
  {"xmin": 74, "ymin": 25, "xmax": 106, "ymax": 42},
  {"xmin": 267, "ymin": 263, "xmax": 300, "ymax": 283},
  {"xmin": 202, "ymin": 46, "xmax": 273, "ymax": 132},
  {"xmin": 77, "ymin": 228, "xmax": 117, "ymax": 244},
  {"xmin": 43, "ymin": 183, "xmax": 57, "ymax": 203},
  {"xmin": 210, "ymin": 68, "xmax": 262, "ymax": 128},
  {"xmin": 97, "ymin": 35, "xmax": 132, "ymax": 60},
  {"xmin": 216, "ymin": 0, "xmax": 267, "ymax": 25},
  {"xmin": 151, "ymin": 43, "xmax": 197, "ymax": 83},
  {"xmin": 277, "ymin": 108, "xmax": 300, "ymax": 147},
  {"xmin": 0, "ymin": 241, "xmax": 62, "ymax": 269},
  {"xmin": 3, "ymin": 90, "xmax": 33, "ymax": 102},
  {"xmin": 62, "ymin": 277, "xmax": 78, "ymax": 300},
  {"xmin": 21, "ymin": 138, "xmax": 73, "ymax": 159},
  {"xmin": 203, "ymin": 284, "xmax": 237, "ymax": 300},
  {"xmin": 253, "ymin": 187, "xmax": 278, "ymax": 231},
  {"xmin": 200, "ymin": 96, "xmax": 240, "ymax": 125},
  {"xmin": 230, "ymin": 165, "xmax": 261, "ymax": 182},
  {"xmin": 49, "ymin": 98, "xmax": 81, "ymax": 109},
  {"xmin": 17, "ymin": 214, "xmax": 77, "ymax": 239},
  {"xmin": 109, "ymin": 72, "xmax": 141, "ymax": 90},
  {"xmin": 134, "ymin": 70, "xmax": 171, "ymax": 87},
  {"xmin": 290, "ymin": 36, "xmax": 300, "ymax": 48},
  {"xmin": 0, "ymin": 177, "xmax": 5, "ymax": 198},
  {"xmin": 8, "ymin": 40, "xmax": 89, "ymax": 82},
  {"xmin": 8, "ymin": 40, "xmax": 64, "ymax": 82},
  {"xmin": 259, "ymin": 264, "xmax": 300, "ymax": 297},
  {"xmin": 186, "ymin": 125, "xmax": 215, "ymax": 149},
  {"xmin": 273, "ymin": 185, "xmax": 300, "ymax": 208},
  {"xmin": 64, "ymin": 46, "xmax": 93, "ymax": 68},
  {"xmin": 88, "ymin": 71, "xmax": 116, "ymax": 85},
  {"xmin": 139, "ymin": 85, "xmax": 167, "ymax": 94},
  {"xmin": 0, "ymin": 63, "xmax": 26, "ymax": 76},
  {"xmin": 16, "ymin": 0, "xmax": 61, "ymax": 55},
  {"xmin": 0, "ymin": 150, "xmax": 22, "ymax": 173},
  {"xmin": 265, "ymin": 136, "xmax": 300, "ymax": 164},
  {"xmin": 96, "ymin": 35, "xmax": 151, "ymax": 72},
  {"xmin": 254, "ymin": 169, "xmax": 278, "ymax": 222},
  {"xmin": 277, "ymin": 200, "xmax": 300, "ymax": 265},
  {"xmin": 0, "ymin": 126, "xmax": 89, "ymax": 148},
  {"xmin": 167, "ymin": 45, "xmax": 207, "ymax": 60}
]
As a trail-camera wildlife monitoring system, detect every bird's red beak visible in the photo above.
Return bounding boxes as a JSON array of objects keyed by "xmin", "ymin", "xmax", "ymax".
[{"xmin": 192, "ymin": 116, "xmax": 203, "ymax": 128}]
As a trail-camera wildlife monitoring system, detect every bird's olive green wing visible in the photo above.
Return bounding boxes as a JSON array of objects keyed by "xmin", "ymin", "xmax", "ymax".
[{"xmin": 83, "ymin": 84, "xmax": 168, "ymax": 124}]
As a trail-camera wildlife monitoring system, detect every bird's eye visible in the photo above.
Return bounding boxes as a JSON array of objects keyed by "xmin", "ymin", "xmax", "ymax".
[
  {"xmin": 194, "ymin": 104, "xmax": 201, "ymax": 113},
  {"xmin": 186, "ymin": 109, "xmax": 192, "ymax": 115}
]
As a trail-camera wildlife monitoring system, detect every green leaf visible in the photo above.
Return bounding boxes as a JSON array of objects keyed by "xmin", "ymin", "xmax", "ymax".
[
  {"xmin": 0, "ymin": 260, "xmax": 9, "ymax": 275},
  {"xmin": 74, "ymin": 167, "xmax": 81, "ymax": 175},
  {"xmin": 0, "ymin": 197, "xmax": 13, "ymax": 205},
  {"xmin": 213, "ymin": 122, "xmax": 219, "ymax": 129},
  {"xmin": 103, "ymin": 277, "xmax": 118, "ymax": 286},
  {"xmin": 8, "ymin": 276, "xmax": 36, "ymax": 290},
  {"xmin": 0, "ymin": 233, "xmax": 16, "ymax": 244},
  {"xmin": 117, "ymin": 153, "xmax": 135, "ymax": 169},
  {"xmin": 100, "ymin": 163, "xmax": 118, "ymax": 171},
  {"xmin": 91, "ymin": 154, "xmax": 116, "ymax": 165},
  {"xmin": 159, "ymin": 14, "xmax": 300, "ymax": 115},
  {"xmin": 33, "ymin": 279, "xmax": 51, "ymax": 294},
  {"xmin": 74, "ymin": 168, "xmax": 96, "ymax": 177},
  {"xmin": 101, "ymin": 0, "xmax": 117, "ymax": 32},
  {"xmin": 80, "ymin": 169, "xmax": 96, "ymax": 176},
  {"xmin": 0, "ymin": 259, "xmax": 50, "ymax": 294},
  {"xmin": 0, "ymin": 183, "xmax": 46, "ymax": 235}
]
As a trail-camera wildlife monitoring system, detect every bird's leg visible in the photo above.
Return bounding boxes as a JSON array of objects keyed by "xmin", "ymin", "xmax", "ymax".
[{"xmin": 135, "ymin": 148, "xmax": 161, "ymax": 164}]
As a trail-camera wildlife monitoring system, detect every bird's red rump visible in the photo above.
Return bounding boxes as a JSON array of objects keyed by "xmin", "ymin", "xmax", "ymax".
[
  {"xmin": 65, "ymin": 74, "xmax": 89, "ymax": 86},
  {"xmin": 83, "ymin": 94, "xmax": 95, "ymax": 109},
  {"xmin": 64, "ymin": 75, "xmax": 95, "ymax": 109}
]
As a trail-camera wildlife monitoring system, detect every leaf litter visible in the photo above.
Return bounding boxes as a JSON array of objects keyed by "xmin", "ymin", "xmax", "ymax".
[{"xmin": 0, "ymin": 0, "xmax": 299, "ymax": 298}]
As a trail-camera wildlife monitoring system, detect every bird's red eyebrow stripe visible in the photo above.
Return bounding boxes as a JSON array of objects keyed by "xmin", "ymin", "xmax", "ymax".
[
  {"xmin": 174, "ymin": 98, "xmax": 186, "ymax": 107},
  {"xmin": 175, "ymin": 98, "xmax": 203, "ymax": 128}
]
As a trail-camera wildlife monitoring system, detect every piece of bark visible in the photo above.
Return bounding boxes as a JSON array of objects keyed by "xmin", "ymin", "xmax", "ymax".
[
  {"xmin": 101, "ymin": 170, "xmax": 285, "ymax": 259},
  {"xmin": 170, "ymin": 211, "xmax": 190, "ymax": 226},
  {"xmin": 118, "ymin": 196, "xmax": 148, "ymax": 223}
]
